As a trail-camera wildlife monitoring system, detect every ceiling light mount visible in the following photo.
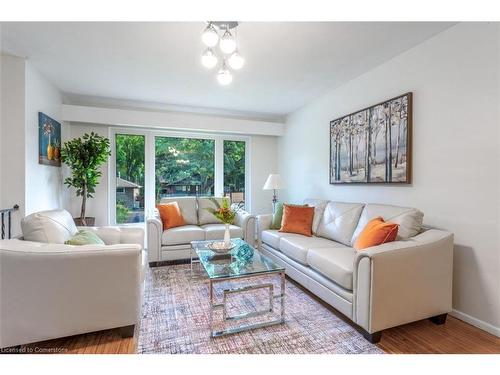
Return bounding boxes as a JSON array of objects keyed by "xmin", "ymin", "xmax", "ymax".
[{"xmin": 200, "ymin": 21, "xmax": 244, "ymax": 85}]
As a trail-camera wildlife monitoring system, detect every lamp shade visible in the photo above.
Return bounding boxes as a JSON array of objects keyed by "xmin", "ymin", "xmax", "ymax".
[{"xmin": 263, "ymin": 174, "xmax": 285, "ymax": 190}]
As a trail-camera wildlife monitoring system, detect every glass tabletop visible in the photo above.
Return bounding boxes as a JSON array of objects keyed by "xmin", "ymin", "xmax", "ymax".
[{"xmin": 192, "ymin": 238, "xmax": 285, "ymax": 280}]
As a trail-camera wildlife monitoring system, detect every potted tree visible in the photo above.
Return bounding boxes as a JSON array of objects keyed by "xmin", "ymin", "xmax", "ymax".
[{"xmin": 61, "ymin": 132, "xmax": 111, "ymax": 226}]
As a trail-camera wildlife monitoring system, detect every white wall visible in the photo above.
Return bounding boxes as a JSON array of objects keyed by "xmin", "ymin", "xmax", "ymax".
[
  {"xmin": 250, "ymin": 135, "xmax": 279, "ymax": 215},
  {"xmin": 24, "ymin": 62, "xmax": 67, "ymax": 216},
  {"xmin": 279, "ymin": 23, "xmax": 500, "ymax": 335},
  {"xmin": 0, "ymin": 55, "xmax": 26, "ymax": 237},
  {"xmin": 0, "ymin": 56, "xmax": 66, "ymax": 236},
  {"xmin": 65, "ymin": 123, "xmax": 279, "ymax": 224}
]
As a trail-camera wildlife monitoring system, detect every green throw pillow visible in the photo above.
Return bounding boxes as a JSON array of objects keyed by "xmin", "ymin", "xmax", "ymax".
[
  {"xmin": 270, "ymin": 203, "xmax": 308, "ymax": 230},
  {"xmin": 65, "ymin": 230, "xmax": 105, "ymax": 245}
]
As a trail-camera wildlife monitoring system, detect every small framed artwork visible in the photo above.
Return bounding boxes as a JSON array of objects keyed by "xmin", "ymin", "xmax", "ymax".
[
  {"xmin": 330, "ymin": 92, "xmax": 412, "ymax": 184},
  {"xmin": 38, "ymin": 112, "xmax": 62, "ymax": 167}
]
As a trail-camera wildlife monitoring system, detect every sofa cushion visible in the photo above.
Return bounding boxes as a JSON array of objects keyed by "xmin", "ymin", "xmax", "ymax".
[
  {"xmin": 351, "ymin": 203, "xmax": 424, "ymax": 243},
  {"xmin": 353, "ymin": 217, "xmax": 398, "ymax": 250},
  {"xmin": 197, "ymin": 197, "xmax": 224, "ymax": 225},
  {"xmin": 280, "ymin": 205, "xmax": 315, "ymax": 236},
  {"xmin": 279, "ymin": 235, "xmax": 347, "ymax": 265},
  {"xmin": 202, "ymin": 224, "xmax": 243, "ymax": 240},
  {"xmin": 307, "ymin": 247, "xmax": 356, "ymax": 290},
  {"xmin": 303, "ymin": 199, "xmax": 329, "ymax": 235},
  {"xmin": 65, "ymin": 230, "xmax": 105, "ymax": 245},
  {"xmin": 261, "ymin": 230, "xmax": 303, "ymax": 249},
  {"xmin": 157, "ymin": 202, "xmax": 185, "ymax": 229},
  {"xmin": 316, "ymin": 202, "xmax": 364, "ymax": 246},
  {"xmin": 161, "ymin": 225, "xmax": 205, "ymax": 246},
  {"xmin": 21, "ymin": 209, "xmax": 78, "ymax": 244},
  {"xmin": 160, "ymin": 197, "xmax": 197, "ymax": 225}
]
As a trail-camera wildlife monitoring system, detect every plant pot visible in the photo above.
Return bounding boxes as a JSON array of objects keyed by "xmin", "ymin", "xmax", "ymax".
[{"xmin": 74, "ymin": 217, "xmax": 95, "ymax": 226}]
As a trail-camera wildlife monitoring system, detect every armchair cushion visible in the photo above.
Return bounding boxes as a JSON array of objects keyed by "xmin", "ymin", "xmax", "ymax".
[{"xmin": 21, "ymin": 209, "xmax": 78, "ymax": 244}]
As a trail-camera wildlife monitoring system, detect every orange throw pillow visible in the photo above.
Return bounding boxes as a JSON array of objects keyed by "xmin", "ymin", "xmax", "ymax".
[
  {"xmin": 279, "ymin": 204, "xmax": 315, "ymax": 237},
  {"xmin": 354, "ymin": 217, "xmax": 399, "ymax": 250},
  {"xmin": 157, "ymin": 202, "xmax": 185, "ymax": 229}
]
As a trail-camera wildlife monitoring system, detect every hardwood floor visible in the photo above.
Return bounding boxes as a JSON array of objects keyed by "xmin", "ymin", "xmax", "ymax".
[{"xmin": 16, "ymin": 315, "xmax": 499, "ymax": 354}]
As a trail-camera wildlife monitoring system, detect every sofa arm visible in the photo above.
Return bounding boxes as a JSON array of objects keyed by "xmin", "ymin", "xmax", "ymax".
[
  {"xmin": 78, "ymin": 226, "xmax": 144, "ymax": 247},
  {"xmin": 256, "ymin": 214, "xmax": 273, "ymax": 245},
  {"xmin": 234, "ymin": 210, "xmax": 256, "ymax": 247},
  {"xmin": 147, "ymin": 210, "xmax": 163, "ymax": 263},
  {"xmin": 353, "ymin": 229, "xmax": 454, "ymax": 333}
]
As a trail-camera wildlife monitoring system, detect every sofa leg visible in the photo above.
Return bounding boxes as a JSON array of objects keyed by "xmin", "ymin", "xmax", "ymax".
[
  {"xmin": 119, "ymin": 325, "xmax": 135, "ymax": 338},
  {"xmin": 361, "ymin": 330, "xmax": 382, "ymax": 343},
  {"xmin": 429, "ymin": 313, "xmax": 448, "ymax": 325}
]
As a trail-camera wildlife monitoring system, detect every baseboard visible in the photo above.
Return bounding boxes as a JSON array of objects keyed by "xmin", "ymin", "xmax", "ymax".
[{"xmin": 450, "ymin": 309, "xmax": 500, "ymax": 337}]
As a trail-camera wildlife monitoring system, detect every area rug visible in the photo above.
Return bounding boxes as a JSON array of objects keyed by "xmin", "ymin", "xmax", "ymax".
[{"xmin": 137, "ymin": 264, "xmax": 384, "ymax": 354}]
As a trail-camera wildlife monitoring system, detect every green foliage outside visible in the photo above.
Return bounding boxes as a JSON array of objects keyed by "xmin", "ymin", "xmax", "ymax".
[
  {"xmin": 155, "ymin": 137, "xmax": 215, "ymax": 201},
  {"xmin": 115, "ymin": 134, "xmax": 145, "ymax": 194},
  {"xmin": 114, "ymin": 135, "xmax": 245, "ymax": 204},
  {"xmin": 116, "ymin": 201, "xmax": 130, "ymax": 224},
  {"xmin": 61, "ymin": 132, "xmax": 111, "ymax": 224},
  {"xmin": 223, "ymin": 140, "xmax": 245, "ymax": 194}
]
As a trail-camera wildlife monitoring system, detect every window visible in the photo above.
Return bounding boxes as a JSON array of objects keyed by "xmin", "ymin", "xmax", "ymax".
[
  {"xmin": 111, "ymin": 130, "xmax": 249, "ymax": 224},
  {"xmin": 223, "ymin": 140, "xmax": 245, "ymax": 206},
  {"xmin": 115, "ymin": 134, "xmax": 145, "ymax": 223},
  {"xmin": 155, "ymin": 136, "xmax": 215, "ymax": 202}
]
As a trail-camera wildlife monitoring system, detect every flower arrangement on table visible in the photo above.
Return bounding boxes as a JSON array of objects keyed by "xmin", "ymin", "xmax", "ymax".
[{"xmin": 205, "ymin": 197, "xmax": 239, "ymax": 250}]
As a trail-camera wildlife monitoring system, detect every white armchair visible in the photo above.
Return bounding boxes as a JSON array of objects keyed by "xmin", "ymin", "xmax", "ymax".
[{"xmin": 0, "ymin": 210, "xmax": 145, "ymax": 349}]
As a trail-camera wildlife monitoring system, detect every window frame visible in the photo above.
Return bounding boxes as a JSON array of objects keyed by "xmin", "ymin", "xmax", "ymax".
[{"xmin": 109, "ymin": 127, "xmax": 250, "ymax": 225}]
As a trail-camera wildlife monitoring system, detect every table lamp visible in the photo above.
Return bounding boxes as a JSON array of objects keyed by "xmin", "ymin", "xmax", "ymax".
[{"xmin": 263, "ymin": 174, "xmax": 285, "ymax": 213}]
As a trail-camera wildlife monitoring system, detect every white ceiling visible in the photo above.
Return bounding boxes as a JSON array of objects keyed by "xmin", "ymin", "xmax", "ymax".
[{"xmin": 1, "ymin": 22, "xmax": 454, "ymax": 119}]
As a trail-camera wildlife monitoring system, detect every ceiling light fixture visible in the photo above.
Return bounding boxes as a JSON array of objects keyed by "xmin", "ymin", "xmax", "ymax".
[
  {"xmin": 219, "ymin": 29, "xmax": 236, "ymax": 54},
  {"xmin": 200, "ymin": 21, "xmax": 244, "ymax": 85},
  {"xmin": 201, "ymin": 48, "xmax": 218, "ymax": 69},
  {"xmin": 217, "ymin": 60, "xmax": 233, "ymax": 85},
  {"xmin": 201, "ymin": 23, "xmax": 219, "ymax": 47}
]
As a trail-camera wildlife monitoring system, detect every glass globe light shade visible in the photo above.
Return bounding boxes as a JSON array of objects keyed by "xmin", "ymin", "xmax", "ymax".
[
  {"xmin": 228, "ymin": 51, "xmax": 245, "ymax": 70},
  {"xmin": 202, "ymin": 24, "xmax": 219, "ymax": 47},
  {"xmin": 201, "ymin": 48, "xmax": 218, "ymax": 69},
  {"xmin": 219, "ymin": 30, "xmax": 236, "ymax": 54},
  {"xmin": 217, "ymin": 66, "xmax": 233, "ymax": 85}
]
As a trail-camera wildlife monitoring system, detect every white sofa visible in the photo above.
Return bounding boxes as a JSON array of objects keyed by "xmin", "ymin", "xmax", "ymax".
[
  {"xmin": 0, "ymin": 210, "xmax": 145, "ymax": 349},
  {"xmin": 147, "ymin": 197, "xmax": 256, "ymax": 264},
  {"xmin": 257, "ymin": 200, "xmax": 453, "ymax": 343}
]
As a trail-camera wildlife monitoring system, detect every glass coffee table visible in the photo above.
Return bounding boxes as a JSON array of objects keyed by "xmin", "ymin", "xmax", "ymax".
[{"xmin": 191, "ymin": 239, "xmax": 286, "ymax": 337}]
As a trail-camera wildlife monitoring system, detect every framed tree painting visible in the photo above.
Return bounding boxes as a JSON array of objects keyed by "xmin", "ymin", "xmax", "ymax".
[
  {"xmin": 330, "ymin": 92, "xmax": 412, "ymax": 184},
  {"xmin": 38, "ymin": 112, "xmax": 62, "ymax": 167}
]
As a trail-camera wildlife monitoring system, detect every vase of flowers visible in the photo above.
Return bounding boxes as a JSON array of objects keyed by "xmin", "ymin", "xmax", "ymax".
[{"xmin": 204, "ymin": 197, "xmax": 238, "ymax": 248}]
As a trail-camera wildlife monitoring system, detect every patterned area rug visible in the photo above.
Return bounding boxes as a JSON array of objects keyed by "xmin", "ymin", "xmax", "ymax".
[{"xmin": 137, "ymin": 264, "xmax": 384, "ymax": 354}]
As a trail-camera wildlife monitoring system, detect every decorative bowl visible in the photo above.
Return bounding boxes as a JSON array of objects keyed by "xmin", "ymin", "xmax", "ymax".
[{"xmin": 207, "ymin": 241, "xmax": 235, "ymax": 254}]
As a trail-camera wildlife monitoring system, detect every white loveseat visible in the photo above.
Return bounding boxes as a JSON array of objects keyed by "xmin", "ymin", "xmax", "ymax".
[
  {"xmin": 257, "ymin": 199, "xmax": 453, "ymax": 343},
  {"xmin": 147, "ymin": 197, "xmax": 256, "ymax": 264},
  {"xmin": 0, "ymin": 210, "xmax": 145, "ymax": 349}
]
